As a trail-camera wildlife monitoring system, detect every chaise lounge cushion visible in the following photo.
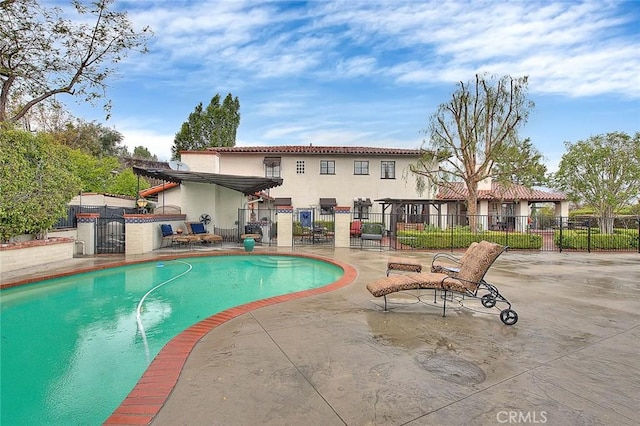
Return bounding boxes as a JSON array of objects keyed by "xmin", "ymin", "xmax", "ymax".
[
  {"xmin": 161, "ymin": 224, "xmax": 174, "ymax": 237},
  {"xmin": 366, "ymin": 272, "xmax": 449, "ymax": 297},
  {"xmin": 431, "ymin": 241, "xmax": 479, "ymax": 274},
  {"xmin": 186, "ymin": 222, "xmax": 223, "ymax": 243},
  {"xmin": 190, "ymin": 222, "xmax": 207, "ymax": 234},
  {"xmin": 387, "ymin": 257, "xmax": 422, "ymax": 273},
  {"xmin": 441, "ymin": 241, "xmax": 505, "ymax": 293}
]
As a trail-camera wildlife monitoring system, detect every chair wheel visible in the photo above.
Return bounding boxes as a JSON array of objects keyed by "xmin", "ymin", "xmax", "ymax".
[
  {"xmin": 500, "ymin": 309, "xmax": 518, "ymax": 325},
  {"xmin": 481, "ymin": 294, "xmax": 496, "ymax": 308}
]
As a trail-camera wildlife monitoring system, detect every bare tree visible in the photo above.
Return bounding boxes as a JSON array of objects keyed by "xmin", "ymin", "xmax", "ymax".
[
  {"xmin": 0, "ymin": 0, "xmax": 151, "ymax": 123},
  {"xmin": 409, "ymin": 73, "xmax": 545, "ymax": 232}
]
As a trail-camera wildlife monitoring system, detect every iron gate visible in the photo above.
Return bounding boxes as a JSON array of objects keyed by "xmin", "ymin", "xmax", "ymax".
[
  {"xmin": 237, "ymin": 208, "xmax": 278, "ymax": 246},
  {"xmin": 95, "ymin": 217, "xmax": 125, "ymax": 254},
  {"xmin": 293, "ymin": 207, "xmax": 335, "ymax": 247}
]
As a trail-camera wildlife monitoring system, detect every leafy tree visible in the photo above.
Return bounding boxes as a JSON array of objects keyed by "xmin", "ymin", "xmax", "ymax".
[
  {"xmin": 0, "ymin": 0, "xmax": 151, "ymax": 123},
  {"xmin": 172, "ymin": 93, "xmax": 240, "ymax": 159},
  {"xmin": 409, "ymin": 73, "xmax": 544, "ymax": 232},
  {"xmin": 106, "ymin": 168, "xmax": 149, "ymax": 197},
  {"xmin": 552, "ymin": 132, "xmax": 640, "ymax": 234},
  {"xmin": 51, "ymin": 119, "xmax": 126, "ymax": 157},
  {"xmin": 61, "ymin": 147, "xmax": 121, "ymax": 192},
  {"xmin": 0, "ymin": 128, "xmax": 81, "ymax": 241},
  {"xmin": 131, "ymin": 145, "xmax": 157, "ymax": 160}
]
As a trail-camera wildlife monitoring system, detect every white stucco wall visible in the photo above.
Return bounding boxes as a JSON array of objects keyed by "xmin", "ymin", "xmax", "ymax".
[
  {"xmin": 155, "ymin": 186, "xmax": 182, "ymax": 213},
  {"xmin": 191, "ymin": 152, "xmax": 430, "ymax": 212},
  {"xmin": 180, "ymin": 151, "xmax": 220, "ymax": 173},
  {"xmin": 69, "ymin": 193, "xmax": 135, "ymax": 207},
  {"xmin": 179, "ymin": 182, "xmax": 245, "ymax": 229}
]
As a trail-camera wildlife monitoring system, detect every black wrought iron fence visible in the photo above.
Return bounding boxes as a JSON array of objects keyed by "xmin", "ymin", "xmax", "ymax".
[
  {"xmin": 53, "ymin": 205, "xmax": 136, "ymax": 229},
  {"xmin": 95, "ymin": 217, "xmax": 125, "ymax": 254},
  {"xmin": 349, "ymin": 213, "xmax": 639, "ymax": 253},
  {"xmin": 291, "ymin": 207, "xmax": 335, "ymax": 247},
  {"xmin": 237, "ymin": 208, "xmax": 278, "ymax": 246}
]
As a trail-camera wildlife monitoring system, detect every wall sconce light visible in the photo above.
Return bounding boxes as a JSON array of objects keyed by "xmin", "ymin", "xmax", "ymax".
[{"xmin": 136, "ymin": 198, "xmax": 148, "ymax": 209}]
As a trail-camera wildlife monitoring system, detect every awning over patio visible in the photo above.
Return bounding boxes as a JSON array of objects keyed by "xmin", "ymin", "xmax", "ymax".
[
  {"xmin": 319, "ymin": 198, "xmax": 337, "ymax": 209},
  {"xmin": 133, "ymin": 166, "xmax": 283, "ymax": 196},
  {"xmin": 273, "ymin": 197, "xmax": 292, "ymax": 206}
]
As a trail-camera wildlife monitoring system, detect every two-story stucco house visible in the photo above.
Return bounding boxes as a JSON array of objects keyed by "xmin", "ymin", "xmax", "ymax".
[
  {"xmin": 185, "ymin": 145, "xmax": 427, "ymax": 212},
  {"xmin": 135, "ymin": 145, "xmax": 566, "ymax": 239}
]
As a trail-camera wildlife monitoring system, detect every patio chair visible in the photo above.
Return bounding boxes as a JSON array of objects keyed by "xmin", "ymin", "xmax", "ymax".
[
  {"xmin": 186, "ymin": 222, "xmax": 223, "ymax": 244},
  {"xmin": 367, "ymin": 241, "xmax": 518, "ymax": 325},
  {"xmin": 160, "ymin": 224, "xmax": 199, "ymax": 248},
  {"xmin": 360, "ymin": 223, "xmax": 384, "ymax": 250},
  {"xmin": 160, "ymin": 224, "xmax": 176, "ymax": 247}
]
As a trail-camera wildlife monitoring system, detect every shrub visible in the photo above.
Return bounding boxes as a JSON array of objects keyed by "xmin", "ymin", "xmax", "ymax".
[
  {"xmin": 554, "ymin": 229, "xmax": 637, "ymax": 250},
  {"xmin": 396, "ymin": 230, "xmax": 542, "ymax": 249}
]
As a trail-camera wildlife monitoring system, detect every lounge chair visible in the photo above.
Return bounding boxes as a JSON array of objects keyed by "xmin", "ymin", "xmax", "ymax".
[
  {"xmin": 160, "ymin": 224, "xmax": 199, "ymax": 248},
  {"xmin": 430, "ymin": 241, "xmax": 480, "ymax": 275},
  {"xmin": 385, "ymin": 241, "xmax": 480, "ymax": 276},
  {"xmin": 367, "ymin": 241, "xmax": 518, "ymax": 325},
  {"xmin": 186, "ymin": 222, "xmax": 223, "ymax": 244},
  {"xmin": 160, "ymin": 224, "xmax": 176, "ymax": 247}
]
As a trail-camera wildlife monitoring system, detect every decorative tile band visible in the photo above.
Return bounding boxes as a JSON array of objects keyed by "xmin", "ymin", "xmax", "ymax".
[
  {"xmin": 77, "ymin": 215, "xmax": 99, "ymax": 223},
  {"xmin": 124, "ymin": 214, "xmax": 187, "ymax": 224}
]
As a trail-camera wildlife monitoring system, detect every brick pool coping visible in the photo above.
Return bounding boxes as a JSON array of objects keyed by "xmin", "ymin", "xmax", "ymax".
[{"xmin": 0, "ymin": 251, "xmax": 357, "ymax": 425}]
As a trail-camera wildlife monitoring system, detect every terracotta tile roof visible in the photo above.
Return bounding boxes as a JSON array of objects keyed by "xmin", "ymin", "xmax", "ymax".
[
  {"xmin": 139, "ymin": 182, "xmax": 179, "ymax": 197},
  {"xmin": 205, "ymin": 145, "xmax": 422, "ymax": 156},
  {"xmin": 437, "ymin": 182, "xmax": 566, "ymax": 202}
]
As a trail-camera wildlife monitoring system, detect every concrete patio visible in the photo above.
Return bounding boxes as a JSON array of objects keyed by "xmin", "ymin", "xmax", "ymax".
[
  {"xmin": 2, "ymin": 246, "xmax": 639, "ymax": 425},
  {"xmin": 153, "ymin": 247, "xmax": 639, "ymax": 426}
]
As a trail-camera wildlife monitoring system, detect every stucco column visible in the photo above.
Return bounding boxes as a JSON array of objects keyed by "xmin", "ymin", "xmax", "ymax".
[
  {"xmin": 516, "ymin": 200, "xmax": 529, "ymax": 232},
  {"xmin": 76, "ymin": 213, "xmax": 99, "ymax": 255},
  {"xmin": 276, "ymin": 206, "xmax": 293, "ymax": 247},
  {"xmin": 334, "ymin": 206, "xmax": 351, "ymax": 248},
  {"xmin": 478, "ymin": 200, "xmax": 489, "ymax": 231},
  {"xmin": 125, "ymin": 215, "xmax": 155, "ymax": 255}
]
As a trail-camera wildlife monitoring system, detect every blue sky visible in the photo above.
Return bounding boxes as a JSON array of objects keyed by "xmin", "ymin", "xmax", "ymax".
[{"xmin": 65, "ymin": 0, "xmax": 640, "ymax": 170}]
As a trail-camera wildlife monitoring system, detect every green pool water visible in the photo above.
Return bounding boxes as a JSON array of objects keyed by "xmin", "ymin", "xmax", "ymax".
[{"xmin": 0, "ymin": 255, "xmax": 343, "ymax": 425}]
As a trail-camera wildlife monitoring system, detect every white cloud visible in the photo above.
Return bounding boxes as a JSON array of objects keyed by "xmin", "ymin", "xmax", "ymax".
[{"xmin": 117, "ymin": 127, "xmax": 175, "ymax": 162}]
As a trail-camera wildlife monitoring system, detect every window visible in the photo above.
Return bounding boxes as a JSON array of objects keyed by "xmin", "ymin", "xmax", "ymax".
[
  {"xmin": 296, "ymin": 160, "xmax": 305, "ymax": 174},
  {"xmin": 381, "ymin": 161, "xmax": 395, "ymax": 179},
  {"xmin": 264, "ymin": 157, "xmax": 281, "ymax": 178},
  {"xmin": 320, "ymin": 160, "xmax": 335, "ymax": 175},
  {"xmin": 354, "ymin": 160, "xmax": 369, "ymax": 175}
]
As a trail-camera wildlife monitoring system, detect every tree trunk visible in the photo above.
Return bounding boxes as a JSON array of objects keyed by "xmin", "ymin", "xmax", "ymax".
[
  {"xmin": 467, "ymin": 185, "xmax": 480, "ymax": 233},
  {"xmin": 599, "ymin": 208, "xmax": 615, "ymax": 235}
]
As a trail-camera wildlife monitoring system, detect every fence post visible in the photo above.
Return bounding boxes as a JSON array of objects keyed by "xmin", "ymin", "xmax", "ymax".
[
  {"xmin": 76, "ymin": 213, "xmax": 98, "ymax": 256},
  {"xmin": 450, "ymin": 216, "xmax": 454, "ymax": 251},
  {"xmin": 587, "ymin": 220, "xmax": 591, "ymax": 253},
  {"xmin": 558, "ymin": 217, "xmax": 563, "ymax": 253}
]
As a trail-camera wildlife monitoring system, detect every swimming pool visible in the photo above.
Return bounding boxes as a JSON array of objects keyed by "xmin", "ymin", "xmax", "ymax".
[{"xmin": 0, "ymin": 254, "xmax": 345, "ymax": 425}]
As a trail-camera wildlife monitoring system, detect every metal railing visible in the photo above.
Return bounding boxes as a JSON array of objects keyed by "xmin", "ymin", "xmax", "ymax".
[
  {"xmin": 349, "ymin": 213, "xmax": 639, "ymax": 253},
  {"xmin": 53, "ymin": 205, "xmax": 136, "ymax": 229}
]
